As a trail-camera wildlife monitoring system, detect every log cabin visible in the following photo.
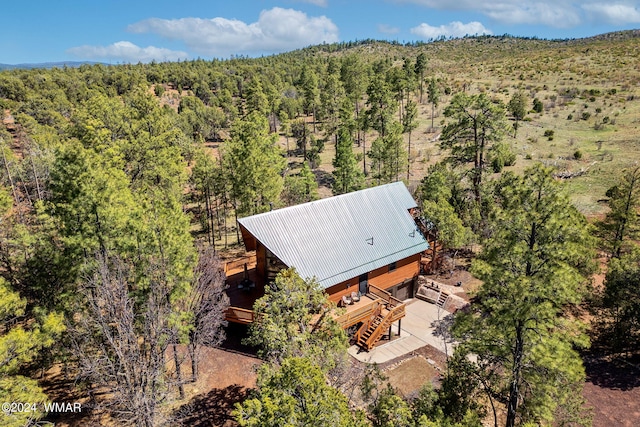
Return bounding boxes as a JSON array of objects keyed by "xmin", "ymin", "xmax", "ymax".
[{"xmin": 225, "ymin": 182, "xmax": 429, "ymax": 350}]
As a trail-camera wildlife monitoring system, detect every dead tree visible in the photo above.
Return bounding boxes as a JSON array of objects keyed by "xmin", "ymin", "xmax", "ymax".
[
  {"xmin": 71, "ymin": 254, "xmax": 174, "ymax": 427},
  {"xmin": 184, "ymin": 247, "xmax": 229, "ymax": 382}
]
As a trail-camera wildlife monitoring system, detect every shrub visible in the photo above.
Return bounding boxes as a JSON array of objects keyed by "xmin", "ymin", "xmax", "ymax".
[
  {"xmin": 581, "ymin": 112, "xmax": 591, "ymax": 121},
  {"xmin": 543, "ymin": 129, "xmax": 555, "ymax": 141},
  {"xmin": 574, "ymin": 150, "xmax": 583, "ymax": 160},
  {"xmin": 154, "ymin": 84, "xmax": 165, "ymax": 97},
  {"xmin": 489, "ymin": 142, "xmax": 517, "ymax": 172},
  {"xmin": 532, "ymin": 98, "xmax": 544, "ymax": 113}
]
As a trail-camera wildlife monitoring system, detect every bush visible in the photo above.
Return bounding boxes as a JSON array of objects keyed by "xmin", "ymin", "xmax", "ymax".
[
  {"xmin": 489, "ymin": 142, "xmax": 517, "ymax": 172},
  {"xmin": 543, "ymin": 129, "xmax": 555, "ymax": 141},
  {"xmin": 574, "ymin": 150, "xmax": 583, "ymax": 160},
  {"xmin": 581, "ymin": 112, "xmax": 591, "ymax": 121},
  {"xmin": 567, "ymin": 114, "xmax": 573, "ymax": 120},
  {"xmin": 532, "ymin": 98, "xmax": 544, "ymax": 113},
  {"xmin": 154, "ymin": 84, "xmax": 165, "ymax": 97}
]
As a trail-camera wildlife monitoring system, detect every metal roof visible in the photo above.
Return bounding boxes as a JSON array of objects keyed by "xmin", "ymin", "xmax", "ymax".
[{"xmin": 237, "ymin": 182, "xmax": 429, "ymax": 289}]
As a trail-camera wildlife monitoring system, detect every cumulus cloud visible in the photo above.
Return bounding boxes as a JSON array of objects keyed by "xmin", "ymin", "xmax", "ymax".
[
  {"xmin": 411, "ymin": 21, "xmax": 493, "ymax": 39},
  {"xmin": 127, "ymin": 7, "xmax": 339, "ymax": 56},
  {"xmin": 582, "ymin": 3, "xmax": 640, "ymax": 24},
  {"xmin": 397, "ymin": 0, "xmax": 640, "ymax": 28},
  {"xmin": 67, "ymin": 41, "xmax": 188, "ymax": 63},
  {"xmin": 378, "ymin": 24, "xmax": 401, "ymax": 34}
]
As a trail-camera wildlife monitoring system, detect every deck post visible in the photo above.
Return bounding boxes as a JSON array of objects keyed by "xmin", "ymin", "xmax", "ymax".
[{"xmin": 397, "ymin": 319, "xmax": 401, "ymax": 336}]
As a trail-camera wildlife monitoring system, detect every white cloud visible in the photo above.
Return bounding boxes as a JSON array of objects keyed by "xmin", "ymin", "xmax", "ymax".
[
  {"xmin": 397, "ymin": 0, "xmax": 640, "ymax": 28},
  {"xmin": 127, "ymin": 7, "xmax": 339, "ymax": 57},
  {"xmin": 297, "ymin": 0, "xmax": 328, "ymax": 6},
  {"xmin": 582, "ymin": 3, "xmax": 640, "ymax": 24},
  {"xmin": 67, "ymin": 41, "xmax": 188, "ymax": 63},
  {"xmin": 378, "ymin": 24, "xmax": 401, "ymax": 34},
  {"xmin": 410, "ymin": 21, "xmax": 493, "ymax": 39}
]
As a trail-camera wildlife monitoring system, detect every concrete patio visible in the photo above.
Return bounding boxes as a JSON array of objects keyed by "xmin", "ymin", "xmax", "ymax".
[{"xmin": 348, "ymin": 298, "xmax": 455, "ymax": 364}]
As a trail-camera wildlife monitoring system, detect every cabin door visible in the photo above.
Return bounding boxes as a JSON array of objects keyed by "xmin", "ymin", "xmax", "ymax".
[{"xmin": 359, "ymin": 273, "xmax": 368, "ymax": 295}]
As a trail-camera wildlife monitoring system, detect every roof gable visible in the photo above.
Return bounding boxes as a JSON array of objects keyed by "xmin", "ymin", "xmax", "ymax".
[{"xmin": 237, "ymin": 182, "xmax": 429, "ymax": 288}]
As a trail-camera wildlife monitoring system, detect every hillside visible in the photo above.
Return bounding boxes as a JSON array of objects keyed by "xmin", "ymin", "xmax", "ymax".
[{"xmin": 1, "ymin": 30, "xmax": 640, "ymax": 427}]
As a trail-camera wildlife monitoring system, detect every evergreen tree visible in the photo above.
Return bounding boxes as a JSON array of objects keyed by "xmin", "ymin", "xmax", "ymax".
[
  {"xmin": 440, "ymin": 92, "xmax": 508, "ymax": 219},
  {"xmin": 0, "ymin": 278, "xmax": 65, "ymax": 427},
  {"xmin": 340, "ymin": 55, "xmax": 368, "ymax": 147},
  {"xmin": 415, "ymin": 53, "xmax": 428, "ymax": 103},
  {"xmin": 600, "ymin": 248, "xmax": 640, "ymax": 351},
  {"xmin": 426, "ymin": 78, "xmax": 440, "ymax": 131},
  {"xmin": 598, "ymin": 166, "xmax": 640, "ymax": 258},
  {"xmin": 223, "ymin": 112, "xmax": 285, "ymax": 216},
  {"xmin": 282, "ymin": 163, "xmax": 319, "ymax": 206},
  {"xmin": 319, "ymin": 63, "xmax": 346, "ymax": 146},
  {"xmin": 233, "ymin": 357, "xmax": 356, "ymax": 427},
  {"xmin": 507, "ymin": 91, "xmax": 528, "ymax": 137},
  {"xmin": 453, "ymin": 164, "xmax": 596, "ymax": 427},
  {"xmin": 299, "ymin": 65, "xmax": 320, "ymax": 131},
  {"xmin": 245, "ymin": 268, "xmax": 348, "ymax": 374},
  {"xmin": 403, "ymin": 99, "xmax": 419, "ymax": 181},
  {"xmin": 369, "ymin": 122, "xmax": 406, "ymax": 184},
  {"xmin": 244, "ymin": 75, "xmax": 269, "ymax": 117},
  {"xmin": 332, "ymin": 127, "xmax": 364, "ymax": 195}
]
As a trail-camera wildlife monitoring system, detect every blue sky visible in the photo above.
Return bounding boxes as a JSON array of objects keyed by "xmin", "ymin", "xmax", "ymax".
[{"xmin": 2, "ymin": 0, "xmax": 640, "ymax": 64}]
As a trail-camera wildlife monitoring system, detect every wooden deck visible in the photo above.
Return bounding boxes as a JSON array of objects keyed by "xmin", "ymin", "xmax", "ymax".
[
  {"xmin": 224, "ymin": 263, "xmax": 263, "ymax": 324},
  {"xmin": 223, "ymin": 257, "xmax": 407, "ymax": 335},
  {"xmin": 333, "ymin": 294, "xmax": 382, "ymax": 328}
]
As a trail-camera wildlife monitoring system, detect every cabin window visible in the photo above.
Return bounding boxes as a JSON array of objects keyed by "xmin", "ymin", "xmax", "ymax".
[{"xmin": 388, "ymin": 261, "xmax": 397, "ymax": 272}]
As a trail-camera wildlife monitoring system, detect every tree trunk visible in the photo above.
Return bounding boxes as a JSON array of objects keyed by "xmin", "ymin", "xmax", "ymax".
[
  {"xmin": 173, "ymin": 344, "xmax": 185, "ymax": 399},
  {"xmin": 506, "ymin": 324, "xmax": 524, "ymax": 427},
  {"xmin": 407, "ymin": 130, "xmax": 412, "ymax": 182}
]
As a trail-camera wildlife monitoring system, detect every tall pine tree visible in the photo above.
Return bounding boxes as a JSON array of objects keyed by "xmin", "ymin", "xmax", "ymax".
[{"xmin": 453, "ymin": 164, "xmax": 596, "ymax": 427}]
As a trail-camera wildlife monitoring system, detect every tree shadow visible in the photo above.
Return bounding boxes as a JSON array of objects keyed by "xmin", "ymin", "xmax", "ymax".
[
  {"xmin": 171, "ymin": 384, "xmax": 252, "ymax": 427},
  {"xmin": 219, "ymin": 323, "xmax": 259, "ymax": 357},
  {"xmin": 584, "ymin": 353, "xmax": 640, "ymax": 391},
  {"xmin": 313, "ymin": 169, "xmax": 334, "ymax": 188}
]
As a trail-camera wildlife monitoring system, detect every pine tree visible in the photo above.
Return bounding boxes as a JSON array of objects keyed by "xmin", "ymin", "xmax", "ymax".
[
  {"xmin": 223, "ymin": 112, "xmax": 285, "ymax": 216},
  {"xmin": 507, "ymin": 91, "xmax": 528, "ymax": 137},
  {"xmin": 245, "ymin": 268, "xmax": 348, "ymax": 373},
  {"xmin": 403, "ymin": 99, "xmax": 418, "ymax": 181},
  {"xmin": 426, "ymin": 78, "xmax": 440, "ymax": 131},
  {"xmin": 332, "ymin": 127, "xmax": 364, "ymax": 195},
  {"xmin": 600, "ymin": 248, "xmax": 640, "ymax": 351},
  {"xmin": 440, "ymin": 92, "xmax": 508, "ymax": 223},
  {"xmin": 598, "ymin": 166, "xmax": 640, "ymax": 258},
  {"xmin": 0, "ymin": 278, "xmax": 65, "ymax": 427},
  {"xmin": 453, "ymin": 164, "xmax": 596, "ymax": 427},
  {"xmin": 233, "ymin": 357, "xmax": 356, "ymax": 427},
  {"xmin": 415, "ymin": 53, "xmax": 428, "ymax": 103}
]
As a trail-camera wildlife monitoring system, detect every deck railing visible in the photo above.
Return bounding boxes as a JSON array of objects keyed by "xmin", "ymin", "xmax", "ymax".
[
  {"xmin": 368, "ymin": 284, "xmax": 403, "ymax": 309},
  {"xmin": 224, "ymin": 253, "xmax": 257, "ymax": 275},
  {"xmin": 225, "ymin": 306, "xmax": 256, "ymax": 324},
  {"xmin": 335, "ymin": 298, "xmax": 382, "ymax": 329}
]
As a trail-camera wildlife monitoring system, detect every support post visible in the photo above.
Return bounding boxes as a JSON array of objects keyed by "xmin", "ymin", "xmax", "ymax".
[{"xmin": 397, "ymin": 319, "xmax": 401, "ymax": 336}]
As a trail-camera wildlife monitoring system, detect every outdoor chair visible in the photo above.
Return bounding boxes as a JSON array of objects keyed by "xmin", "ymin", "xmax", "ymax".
[{"xmin": 351, "ymin": 291, "xmax": 361, "ymax": 302}]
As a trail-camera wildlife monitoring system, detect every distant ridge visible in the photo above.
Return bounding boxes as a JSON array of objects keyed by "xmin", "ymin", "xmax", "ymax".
[
  {"xmin": 0, "ymin": 61, "xmax": 107, "ymax": 71},
  {"xmin": 1, "ymin": 29, "xmax": 638, "ymax": 69}
]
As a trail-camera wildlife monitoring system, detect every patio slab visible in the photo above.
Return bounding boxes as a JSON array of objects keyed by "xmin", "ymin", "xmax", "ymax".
[{"xmin": 348, "ymin": 298, "xmax": 455, "ymax": 364}]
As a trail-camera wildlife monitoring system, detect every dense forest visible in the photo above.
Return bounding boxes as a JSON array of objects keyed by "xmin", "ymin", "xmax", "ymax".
[{"xmin": 1, "ymin": 31, "xmax": 640, "ymax": 426}]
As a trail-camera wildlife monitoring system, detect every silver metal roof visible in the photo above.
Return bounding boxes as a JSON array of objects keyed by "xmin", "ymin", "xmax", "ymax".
[{"xmin": 238, "ymin": 182, "xmax": 429, "ymax": 289}]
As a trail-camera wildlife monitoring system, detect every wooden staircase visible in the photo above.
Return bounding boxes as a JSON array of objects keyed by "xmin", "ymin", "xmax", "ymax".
[{"xmin": 355, "ymin": 286, "xmax": 406, "ymax": 351}]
